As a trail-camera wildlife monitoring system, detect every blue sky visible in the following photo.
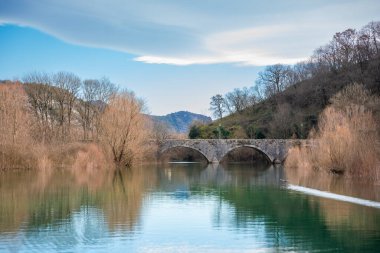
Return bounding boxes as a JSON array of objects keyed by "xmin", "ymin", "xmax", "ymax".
[{"xmin": 0, "ymin": 0, "xmax": 379, "ymax": 116}]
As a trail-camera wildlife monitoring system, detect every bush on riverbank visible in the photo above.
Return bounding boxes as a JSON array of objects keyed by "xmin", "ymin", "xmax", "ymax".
[
  {"xmin": 0, "ymin": 82, "xmax": 36, "ymax": 170},
  {"xmin": 99, "ymin": 91, "xmax": 150, "ymax": 167},
  {"xmin": 286, "ymin": 84, "xmax": 380, "ymax": 181}
]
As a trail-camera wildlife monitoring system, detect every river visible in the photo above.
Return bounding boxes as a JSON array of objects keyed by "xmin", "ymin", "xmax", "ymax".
[{"xmin": 0, "ymin": 163, "xmax": 380, "ymax": 252}]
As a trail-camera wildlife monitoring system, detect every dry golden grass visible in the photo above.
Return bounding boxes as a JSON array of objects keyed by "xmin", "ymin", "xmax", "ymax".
[{"xmin": 286, "ymin": 84, "xmax": 380, "ymax": 182}]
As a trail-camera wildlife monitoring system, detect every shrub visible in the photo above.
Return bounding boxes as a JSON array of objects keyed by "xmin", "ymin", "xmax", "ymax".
[
  {"xmin": 188, "ymin": 125, "xmax": 201, "ymax": 139},
  {"xmin": 286, "ymin": 84, "xmax": 380, "ymax": 181},
  {"xmin": 99, "ymin": 91, "xmax": 148, "ymax": 167}
]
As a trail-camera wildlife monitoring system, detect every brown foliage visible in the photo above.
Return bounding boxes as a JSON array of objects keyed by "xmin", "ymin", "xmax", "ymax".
[
  {"xmin": 99, "ymin": 91, "xmax": 149, "ymax": 167},
  {"xmin": 286, "ymin": 84, "xmax": 380, "ymax": 181},
  {"xmin": 0, "ymin": 82, "xmax": 32, "ymax": 146},
  {"xmin": 0, "ymin": 82, "xmax": 36, "ymax": 170},
  {"xmin": 0, "ymin": 77, "xmax": 150, "ymax": 171},
  {"xmin": 269, "ymin": 103, "xmax": 295, "ymax": 138}
]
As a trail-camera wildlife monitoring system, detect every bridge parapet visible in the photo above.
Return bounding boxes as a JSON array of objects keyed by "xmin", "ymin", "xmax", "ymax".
[{"xmin": 157, "ymin": 139, "xmax": 308, "ymax": 164}]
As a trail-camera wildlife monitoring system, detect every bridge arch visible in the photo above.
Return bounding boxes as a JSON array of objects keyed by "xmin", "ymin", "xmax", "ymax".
[
  {"xmin": 156, "ymin": 139, "xmax": 302, "ymax": 164},
  {"xmin": 220, "ymin": 145, "xmax": 274, "ymax": 163},
  {"xmin": 159, "ymin": 145, "xmax": 211, "ymax": 163}
]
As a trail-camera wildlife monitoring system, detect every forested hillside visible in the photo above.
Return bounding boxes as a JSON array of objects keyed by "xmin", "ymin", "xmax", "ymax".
[{"xmin": 192, "ymin": 21, "xmax": 380, "ymax": 139}]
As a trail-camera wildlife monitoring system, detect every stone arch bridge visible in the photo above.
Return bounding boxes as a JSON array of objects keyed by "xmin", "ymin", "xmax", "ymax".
[{"xmin": 157, "ymin": 139, "xmax": 309, "ymax": 164}]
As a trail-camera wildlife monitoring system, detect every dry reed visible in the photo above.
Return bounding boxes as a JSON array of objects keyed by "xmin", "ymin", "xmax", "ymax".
[{"xmin": 286, "ymin": 84, "xmax": 380, "ymax": 182}]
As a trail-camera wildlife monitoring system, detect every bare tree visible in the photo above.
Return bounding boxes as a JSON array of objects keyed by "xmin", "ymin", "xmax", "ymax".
[
  {"xmin": 152, "ymin": 120, "xmax": 171, "ymax": 142},
  {"xmin": 209, "ymin": 94, "xmax": 225, "ymax": 119},
  {"xmin": 311, "ymin": 23, "xmax": 380, "ymax": 74},
  {"xmin": 312, "ymin": 41, "xmax": 340, "ymax": 73},
  {"xmin": 356, "ymin": 21, "xmax": 380, "ymax": 69},
  {"xmin": 364, "ymin": 21, "xmax": 380, "ymax": 55},
  {"xmin": 252, "ymin": 83, "xmax": 265, "ymax": 102},
  {"xmin": 98, "ymin": 77, "xmax": 118, "ymax": 103},
  {"xmin": 332, "ymin": 29, "xmax": 357, "ymax": 68},
  {"xmin": 99, "ymin": 91, "xmax": 148, "ymax": 167},
  {"xmin": 256, "ymin": 64, "xmax": 291, "ymax": 98},
  {"xmin": 356, "ymin": 31, "xmax": 372, "ymax": 70},
  {"xmin": 78, "ymin": 79, "xmax": 97, "ymax": 140},
  {"xmin": 245, "ymin": 86, "xmax": 260, "ymax": 106},
  {"xmin": 52, "ymin": 72, "xmax": 68, "ymax": 139},
  {"xmin": 269, "ymin": 103, "xmax": 295, "ymax": 138},
  {"xmin": 23, "ymin": 72, "xmax": 56, "ymax": 143},
  {"xmin": 286, "ymin": 61, "xmax": 313, "ymax": 85},
  {"xmin": 52, "ymin": 72, "xmax": 81, "ymax": 141},
  {"xmin": 224, "ymin": 88, "xmax": 254, "ymax": 114},
  {"xmin": 93, "ymin": 77, "xmax": 118, "ymax": 139},
  {"xmin": 78, "ymin": 78, "xmax": 118, "ymax": 140}
]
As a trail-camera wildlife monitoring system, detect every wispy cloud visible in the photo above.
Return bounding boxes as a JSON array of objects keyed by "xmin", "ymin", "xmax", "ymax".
[
  {"xmin": 1, "ymin": 0, "xmax": 379, "ymax": 66},
  {"xmin": 135, "ymin": 25, "xmax": 308, "ymax": 66}
]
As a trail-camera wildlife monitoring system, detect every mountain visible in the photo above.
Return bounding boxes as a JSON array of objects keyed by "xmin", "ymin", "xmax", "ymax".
[{"xmin": 150, "ymin": 111, "xmax": 212, "ymax": 133}]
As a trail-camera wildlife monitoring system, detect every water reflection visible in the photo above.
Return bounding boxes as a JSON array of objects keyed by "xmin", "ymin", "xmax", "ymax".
[
  {"xmin": 0, "ymin": 167, "xmax": 153, "ymax": 235},
  {"xmin": 0, "ymin": 163, "xmax": 379, "ymax": 252},
  {"xmin": 285, "ymin": 166, "xmax": 380, "ymax": 251},
  {"xmin": 285, "ymin": 166, "xmax": 380, "ymax": 201}
]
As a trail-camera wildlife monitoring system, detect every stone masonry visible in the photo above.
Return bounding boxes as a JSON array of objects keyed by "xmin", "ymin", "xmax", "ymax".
[{"xmin": 157, "ymin": 139, "xmax": 309, "ymax": 164}]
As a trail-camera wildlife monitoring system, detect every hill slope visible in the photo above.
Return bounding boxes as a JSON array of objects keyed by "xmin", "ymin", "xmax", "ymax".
[
  {"xmin": 194, "ymin": 21, "xmax": 380, "ymax": 140},
  {"xmin": 197, "ymin": 57, "xmax": 380, "ymax": 139}
]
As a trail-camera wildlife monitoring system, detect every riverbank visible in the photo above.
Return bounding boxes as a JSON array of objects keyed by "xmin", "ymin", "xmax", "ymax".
[{"xmin": 285, "ymin": 84, "xmax": 380, "ymax": 183}]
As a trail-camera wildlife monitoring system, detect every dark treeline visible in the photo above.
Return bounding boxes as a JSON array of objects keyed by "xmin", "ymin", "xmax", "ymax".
[{"xmin": 200, "ymin": 21, "xmax": 380, "ymax": 139}]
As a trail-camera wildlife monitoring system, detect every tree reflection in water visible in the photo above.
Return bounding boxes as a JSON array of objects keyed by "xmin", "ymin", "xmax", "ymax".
[
  {"xmin": 0, "ymin": 163, "xmax": 379, "ymax": 252},
  {"xmin": 0, "ymin": 165, "xmax": 156, "ymax": 234}
]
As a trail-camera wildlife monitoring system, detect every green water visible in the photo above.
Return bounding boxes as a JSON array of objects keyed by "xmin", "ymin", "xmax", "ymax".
[{"xmin": 0, "ymin": 163, "xmax": 379, "ymax": 252}]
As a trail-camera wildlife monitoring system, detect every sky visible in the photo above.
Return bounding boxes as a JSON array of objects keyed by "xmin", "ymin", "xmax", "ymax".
[{"xmin": 0, "ymin": 0, "xmax": 379, "ymax": 116}]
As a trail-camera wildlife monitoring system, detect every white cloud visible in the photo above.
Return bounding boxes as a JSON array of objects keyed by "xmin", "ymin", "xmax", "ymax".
[
  {"xmin": 1, "ymin": 0, "xmax": 379, "ymax": 66},
  {"xmin": 135, "ymin": 25, "xmax": 308, "ymax": 66},
  {"xmin": 134, "ymin": 52, "xmax": 306, "ymax": 66}
]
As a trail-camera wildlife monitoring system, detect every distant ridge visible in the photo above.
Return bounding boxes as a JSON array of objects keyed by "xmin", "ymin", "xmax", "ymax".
[{"xmin": 150, "ymin": 111, "xmax": 212, "ymax": 133}]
